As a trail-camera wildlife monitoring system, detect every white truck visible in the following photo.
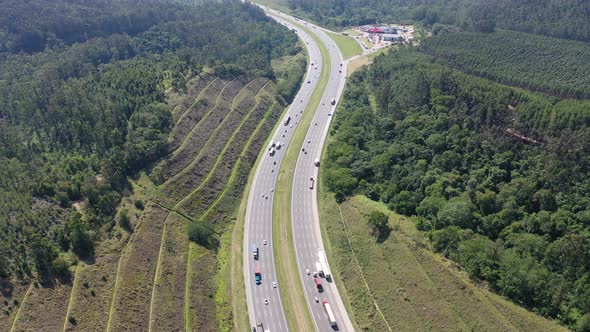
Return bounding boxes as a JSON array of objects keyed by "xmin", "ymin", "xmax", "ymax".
[
  {"xmin": 315, "ymin": 261, "xmax": 324, "ymax": 277},
  {"xmin": 323, "ymin": 301, "xmax": 337, "ymax": 326},
  {"xmin": 317, "ymin": 249, "xmax": 332, "ymax": 280},
  {"xmin": 283, "ymin": 114, "xmax": 291, "ymax": 126}
]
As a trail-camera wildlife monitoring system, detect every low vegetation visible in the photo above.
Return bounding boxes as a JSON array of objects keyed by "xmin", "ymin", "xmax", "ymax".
[
  {"xmin": 324, "ymin": 47, "xmax": 590, "ymax": 329},
  {"xmin": 319, "ymin": 191, "xmax": 568, "ymax": 331}
]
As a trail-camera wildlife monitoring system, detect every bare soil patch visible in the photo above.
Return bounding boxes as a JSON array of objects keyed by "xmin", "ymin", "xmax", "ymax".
[{"xmin": 0, "ymin": 280, "xmax": 29, "ymax": 331}]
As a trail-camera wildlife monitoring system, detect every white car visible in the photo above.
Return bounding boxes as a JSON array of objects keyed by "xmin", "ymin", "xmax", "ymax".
[
  {"xmin": 264, "ymin": 298, "xmax": 269, "ymax": 305},
  {"xmin": 263, "ymin": 239, "xmax": 267, "ymax": 245},
  {"xmin": 270, "ymin": 188, "xmax": 274, "ymax": 192},
  {"xmin": 306, "ymin": 269, "xmax": 310, "ymax": 275},
  {"xmin": 273, "ymin": 281, "xmax": 277, "ymax": 288}
]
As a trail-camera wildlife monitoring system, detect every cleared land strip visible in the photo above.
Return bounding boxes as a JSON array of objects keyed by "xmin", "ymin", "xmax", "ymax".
[
  {"xmin": 4, "ymin": 282, "xmax": 32, "ymax": 332},
  {"xmin": 169, "ymin": 77, "xmax": 223, "ymax": 153},
  {"xmin": 158, "ymin": 77, "xmax": 248, "ymax": 196},
  {"xmin": 177, "ymin": 80, "xmax": 272, "ymax": 216},
  {"xmin": 162, "ymin": 78, "xmax": 236, "ymax": 179},
  {"xmin": 173, "ymin": 74, "xmax": 216, "ymax": 124},
  {"xmin": 9, "ymin": 280, "xmax": 71, "ymax": 332},
  {"xmin": 160, "ymin": 78, "xmax": 267, "ymax": 207},
  {"xmin": 146, "ymin": 79, "xmax": 277, "ymax": 331},
  {"xmin": 106, "ymin": 203, "xmax": 169, "ymax": 332}
]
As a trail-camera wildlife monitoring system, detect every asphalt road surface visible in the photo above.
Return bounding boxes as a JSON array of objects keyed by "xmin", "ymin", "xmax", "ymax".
[{"xmin": 244, "ymin": 7, "xmax": 354, "ymax": 332}]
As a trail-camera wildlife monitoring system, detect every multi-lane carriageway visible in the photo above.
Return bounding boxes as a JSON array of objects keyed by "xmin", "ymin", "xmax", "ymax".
[{"xmin": 244, "ymin": 7, "xmax": 354, "ymax": 332}]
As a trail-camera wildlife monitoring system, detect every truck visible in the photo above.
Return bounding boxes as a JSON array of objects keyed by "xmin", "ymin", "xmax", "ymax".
[
  {"xmin": 253, "ymin": 244, "xmax": 259, "ymax": 260},
  {"xmin": 330, "ymin": 98, "xmax": 336, "ymax": 105},
  {"xmin": 323, "ymin": 301, "xmax": 337, "ymax": 326},
  {"xmin": 254, "ymin": 265, "xmax": 261, "ymax": 285},
  {"xmin": 314, "ymin": 277, "xmax": 323, "ymax": 292},
  {"xmin": 283, "ymin": 114, "xmax": 291, "ymax": 126},
  {"xmin": 315, "ymin": 261, "xmax": 324, "ymax": 277},
  {"xmin": 317, "ymin": 249, "xmax": 332, "ymax": 280},
  {"xmin": 314, "ymin": 158, "xmax": 320, "ymax": 167}
]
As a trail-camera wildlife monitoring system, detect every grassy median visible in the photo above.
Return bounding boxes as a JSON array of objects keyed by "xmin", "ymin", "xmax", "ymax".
[
  {"xmin": 325, "ymin": 31, "xmax": 362, "ymax": 60},
  {"xmin": 269, "ymin": 13, "xmax": 331, "ymax": 332}
]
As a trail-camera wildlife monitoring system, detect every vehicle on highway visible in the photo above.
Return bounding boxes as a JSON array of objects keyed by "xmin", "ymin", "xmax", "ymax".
[
  {"xmin": 318, "ymin": 249, "xmax": 332, "ymax": 280},
  {"xmin": 269, "ymin": 147, "xmax": 275, "ymax": 156},
  {"xmin": 306, "ymin": 268, "xmax": 310, "ymax": 275},
  {"xmin": 263, "ymin": 239, "xmax": 267, "ymax": 245},
  {"xmin": 312, "ymin": 270, "xmax": 318, "ymax": 277},
  {"xmin": 314, "ymin": 296, "xmax": 319, "ymax": 303},
  {"xmin": 273, "ymin": 281, "xmax": 277, "ymax": 288},
  {"xmin": 264, "ymin": 298, "xmax": 268, "ymax": 305},
  {"xmin": 255, "ymin": 265, "xmax": 261, "ymax": 285},
  {"xmin": 323, "ymin": 301, "xmax": 337, "ymax": 326},
  {"xmin": 309, "ymin": 176, "xmax": 314, "ymax": 189},
  {"xmin": 307, "ymin": 80, "xmax": 311, "ymax": 83},
  {"xmin": 331, "ymin": 98, "xmax": 336, "ymax": 105},
  {"xmin": 253, "ymin": 244, "xmax": 259, "ymax": 260},
  {"xmin": 314, "ymin": 158, "xmax": 320, "ymax": 167},
  {"xmin": 284, "ymin": 114, "xmax": 291, "ymax": 126},
  {"xmin": 316, "ymin": 261, "xmax": 324, "ymax": 277},
  {"xmin": 314, "ymin": 277, "xmax": 323, "ymax": 292},
  {"xmin": 307, "ymin": 139, "xmax": 311, "ymax": 143}
]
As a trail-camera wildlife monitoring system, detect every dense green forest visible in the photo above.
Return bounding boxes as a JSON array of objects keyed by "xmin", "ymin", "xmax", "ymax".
[
  {"xmin": 285, "ymin": 0, "xmax": 590, "ymax": 41},
  {"xmin": 0, "ymin": 0, "xmax": 298, "ymax": 282},
  {"xmin": 419, "ymin": 30, "xmax": 590, "ymax": 99},
  {"xmin": 325, "ymin": 48, "xmax": 590, "ymax": 330}
]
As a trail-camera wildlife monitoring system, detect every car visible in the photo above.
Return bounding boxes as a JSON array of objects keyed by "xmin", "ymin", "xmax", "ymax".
[
  {"xmin": 261, "ymin": 193, "xmax": 265, "ymax": 198},
  {"xmin": 290, "ymin": 124, "xmax": 293, "ymax": 128},
  {"xmin": 312, "ymin": 271, "xmax": 318, "ymax": 277},
  {"xmin": 264, "ymin": 298, "xmax": 269, "ymax": 305},
  {"xmin": 270, "ymin": 187, "xmax": 274, "ymax": 192},
  {"xmin": 314, "ymin": 296, "xmax": 319, "ymax": 303},
  {"xmin": 273, "ymin": 281, "xmax": 277, "ymax": 288},
  {"xmin": 307, "ymin": 80, "xmax": 311, "ymax": 84},
  {"xmin": 307, "ymin": 140, "xmax": 311, "ymax": 143},
  {"xmin": 263, "ymin": 239, "xmax": 267, "ymax": 245},
  {"xmin": 265, "ymin": 195, "xmax": 268, "ymax": 199},
  {"xmin": 306, "ymin": 269, "xmax": 310, "ymax": 275}
]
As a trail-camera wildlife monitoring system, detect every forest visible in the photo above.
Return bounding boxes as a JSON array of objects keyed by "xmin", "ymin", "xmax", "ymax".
[
  {"xmin": 419, "ymin": 30, "xmax": 590, "ymax": 99},
  {"xmin": 285, "ymin": 0, "xmax": 590, "ymax": 42},
  {"xmin": 324, "ymin": 48, "xmax": 590, "ymax": 330},
  {"xmin": 0, "ymin": 0, "xmax": 298, "ymax": 282}
]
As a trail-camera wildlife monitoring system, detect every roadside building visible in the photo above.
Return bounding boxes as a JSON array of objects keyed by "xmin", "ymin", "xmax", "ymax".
[{"xmin": 383, "ymin": 33, "xmax": 404, "ymax": 42}]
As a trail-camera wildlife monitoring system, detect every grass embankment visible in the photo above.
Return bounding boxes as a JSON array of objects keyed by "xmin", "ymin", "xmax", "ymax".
[
  {"xmin": 325, "ymin": 30, "xmax": 363, "ymax": 60},
  {"xmin": 317, "ymin": 188, "xmax": 568, "ymax": 331},
  {"xmin": 267, "ymin": 13, "xmax": 330, "ymax": 332}
]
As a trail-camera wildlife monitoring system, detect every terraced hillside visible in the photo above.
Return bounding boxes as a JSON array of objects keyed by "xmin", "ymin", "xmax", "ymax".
[
  {"xmin": 6, "ymin": 74, "xmax": 285, "ymax": 331},
  {"xmin": 318, "ymin": 191, "xmax": 568, "ymax": 332}
]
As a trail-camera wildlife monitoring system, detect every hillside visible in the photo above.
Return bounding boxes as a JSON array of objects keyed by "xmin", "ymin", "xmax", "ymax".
[
  {"xmin": 324, "ymin": 47, "xmax": 590, "ymax": 330},
  {"xmin": 319, "ymin": 192, "xmax": 568, "ymax": 332},
  {"xmin": 419, "ymin": 30, "xmax": 590, "ymax": 99},
  {"xmin": 276, "ymin": 0, "xmax": 590, "ymax": 42},
  {"xmin": 0, "ymin": 0, "xmax": 303, "ymax": 330}
]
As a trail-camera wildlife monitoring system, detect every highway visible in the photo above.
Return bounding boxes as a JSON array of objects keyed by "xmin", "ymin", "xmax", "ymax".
[
  {"xmin": 244, "ymin": 6, "xmax": 354, "ymax": 332},
  {"xmin": 243, "ymin": 9, "xmax": 324, "ymax": 332},
  {"xmin": 275, "ymin": 12, "xmax": 356, "ymax": 332}
]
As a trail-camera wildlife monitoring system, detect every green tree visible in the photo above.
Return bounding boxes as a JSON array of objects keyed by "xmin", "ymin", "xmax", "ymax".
[{"xmin": 367, "ymin": 211, "xmax": 390, "ymax": 241}]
